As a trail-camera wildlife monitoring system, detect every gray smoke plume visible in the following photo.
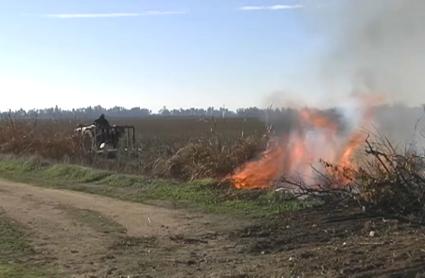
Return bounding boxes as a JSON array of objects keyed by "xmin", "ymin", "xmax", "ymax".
[{"xmin": 306, "ymin": 0, "xmax": 425, "ymax": 105}]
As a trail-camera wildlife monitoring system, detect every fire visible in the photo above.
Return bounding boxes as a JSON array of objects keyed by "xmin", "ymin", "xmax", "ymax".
[
  {"xmin": 232, "ymin": 138, "xmax": 286, "ymax": 189},
  {"xmin": 338, "ymin": 132, "xmax": 364, "ymax": 168},
  {"xmin": 230, "ymin": 104, "xmax": 373, "ymax": 189}
]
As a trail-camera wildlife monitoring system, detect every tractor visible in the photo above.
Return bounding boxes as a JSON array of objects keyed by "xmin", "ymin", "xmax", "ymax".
[{"xmin": 74, "ymin": 115, "xmax": 136, "ymax": 156}]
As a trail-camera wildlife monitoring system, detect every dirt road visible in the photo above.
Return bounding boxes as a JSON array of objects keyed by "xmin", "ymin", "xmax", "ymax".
[
  {"xmin": 2, "ymin": 179, "xmax": 425, "ymax": 277},
  {"xmin": 0, "ymin": 179, "xmax": 252, "ymax": 277}
]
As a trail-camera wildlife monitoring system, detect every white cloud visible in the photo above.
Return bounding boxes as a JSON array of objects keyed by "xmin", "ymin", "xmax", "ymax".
[
  {"xmin": 270, "ymin": 4, "xmax": 303, "ymax": 10},
  {"xmin": 142, "ymin": 10, "xmax": 187, "ymax": 16},
  {"xmin": 240, "ymin": 4, "xmax": 303, "ymax": 11},
  {"xmin": 240, "ymin": 6, "xmax": 266, "ymax": 11},
  {"xmin": 43, "ymin": 11, "xmax": 187, "ymax": 19}
]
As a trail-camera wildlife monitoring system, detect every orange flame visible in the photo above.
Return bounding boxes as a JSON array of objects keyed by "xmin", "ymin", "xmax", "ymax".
[
  {"xmin": 230, "ymin": 100, "xmax": 377, "ymax": 189},
  {"xmin": 232, "ymin": 138, "xmax": 286, "ymax": 189}
]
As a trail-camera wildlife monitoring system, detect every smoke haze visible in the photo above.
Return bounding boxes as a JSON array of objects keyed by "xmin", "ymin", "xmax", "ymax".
[{"xmin": 308, "ymin": 0, "xmax": 425, "ymax": 104}]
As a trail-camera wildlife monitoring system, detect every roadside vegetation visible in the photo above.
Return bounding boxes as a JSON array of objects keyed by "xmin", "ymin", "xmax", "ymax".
[
  {"xmin": 0, "ymin": 212, "xmax": 54, "ymax": 278},
  {"xmin": 0, "ymin": 157, "xmax": 309, "ymax": 217}
]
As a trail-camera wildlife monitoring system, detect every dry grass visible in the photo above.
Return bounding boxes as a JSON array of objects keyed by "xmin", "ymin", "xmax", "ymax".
[
  {"xmin": 0, "ymin": 117, "xmax": 81, "ymax": 160},
  {"xmin": 149, "ymin": 135, "xmax": 266, "ymax": 180}
]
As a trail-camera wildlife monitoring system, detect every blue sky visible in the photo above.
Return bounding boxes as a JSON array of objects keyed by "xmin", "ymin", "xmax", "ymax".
[{"xmin": 0, "ymin": 0, "xmax": 328, "ymax": 111}]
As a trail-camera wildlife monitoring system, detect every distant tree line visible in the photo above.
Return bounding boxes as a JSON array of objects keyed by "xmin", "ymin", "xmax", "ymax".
[
  {"xmin": 0, "ymin": 105, "xmax": 301, "ymax": 120},
  {"xmin": 1, "ymin": 105, "xmax": 424, "ymax": 131},
  {"xmin": 0, "ymin": 106, "xmax": 151, "ymax": 120}
]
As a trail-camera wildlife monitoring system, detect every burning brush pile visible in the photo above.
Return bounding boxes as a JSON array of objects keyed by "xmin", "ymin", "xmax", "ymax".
[
  {"xmin": 229, "ymin": 103, "xmax": 372, "ymax": 190},
  {"xmin": 228, "ymin": 101, "xmax": 425, "ymax": 222}
]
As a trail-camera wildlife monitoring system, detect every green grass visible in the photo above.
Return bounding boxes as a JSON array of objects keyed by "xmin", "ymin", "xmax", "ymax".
[
  {"xmin": 0, "ymin": 157, "xmax": 311, "ymax": 217},
  {"xmin": 0, "ymin": 264, "xmax": 51, "ymax": 278},
  {"xmin": 0, "ymin": 212, "xmax": 55, "ymax": 278}
]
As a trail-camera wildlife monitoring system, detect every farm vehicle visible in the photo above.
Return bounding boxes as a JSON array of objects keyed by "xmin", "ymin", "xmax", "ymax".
[{"xmin": 74, "ymin": 115, "xmax": 136, "ymax": 156}]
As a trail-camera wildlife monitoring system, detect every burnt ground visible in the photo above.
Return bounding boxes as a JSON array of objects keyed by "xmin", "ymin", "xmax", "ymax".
[
  {"xmin": 1, "ymin": 179, "xmax": 425, "ymax": 277},
  {"xmin": 232, "ymin": 206, "xmax": 425, "ymax": 277}
]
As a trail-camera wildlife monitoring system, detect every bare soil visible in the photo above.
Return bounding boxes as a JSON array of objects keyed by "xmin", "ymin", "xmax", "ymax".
[{"xmin": 1, "ymin": 179, "xmax": 425, "ymax": 277}]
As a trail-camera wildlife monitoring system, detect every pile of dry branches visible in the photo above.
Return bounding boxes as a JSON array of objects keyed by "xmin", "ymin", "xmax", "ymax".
[
  {"xmin": 355, "ymin": 136, "xmax": 425, "ymax": 221},
  {"xmin": 283, "ymin": 134, "xmax": 425, "ymax": 222}
]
